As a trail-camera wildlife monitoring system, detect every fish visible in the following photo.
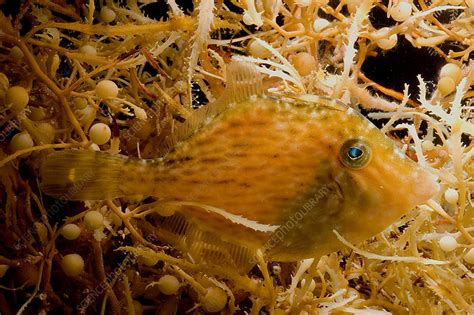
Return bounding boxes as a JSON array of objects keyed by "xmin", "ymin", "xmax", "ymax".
[{"xmin": 40, "ymin": 61, "xmax": 439, "ymax": 268}]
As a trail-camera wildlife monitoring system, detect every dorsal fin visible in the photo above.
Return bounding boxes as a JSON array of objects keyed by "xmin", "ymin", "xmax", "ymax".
[{"xmin": 158, "ymin": 61, "xmax": 264, "ymax": 156}]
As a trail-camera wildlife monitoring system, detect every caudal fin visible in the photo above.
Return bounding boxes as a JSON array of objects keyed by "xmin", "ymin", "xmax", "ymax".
[{"xmin": 40, "ymin": 150, "xmax": 128, "ymax": 200}]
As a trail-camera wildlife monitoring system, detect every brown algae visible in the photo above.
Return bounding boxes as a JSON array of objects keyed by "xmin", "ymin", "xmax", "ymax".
[{"xmin": 0, "ymin": 1, "xmax": 473, "ymax": 314}]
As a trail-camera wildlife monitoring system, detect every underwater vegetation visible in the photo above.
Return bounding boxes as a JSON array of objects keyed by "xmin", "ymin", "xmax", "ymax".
[{"xmin": 0, "ymin": 0, "xmax": 473, "ymax": 314}]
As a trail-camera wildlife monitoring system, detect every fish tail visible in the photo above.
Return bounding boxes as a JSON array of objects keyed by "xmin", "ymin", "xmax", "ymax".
[{"xmin": 40, "ymin": 150, "xmax": 130, "ymax": 200}]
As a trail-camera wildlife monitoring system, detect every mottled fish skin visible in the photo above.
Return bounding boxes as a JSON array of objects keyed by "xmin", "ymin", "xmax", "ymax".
[{"xmin": 122, "ymin": 97, "xmax": 348, "ymax": 224}]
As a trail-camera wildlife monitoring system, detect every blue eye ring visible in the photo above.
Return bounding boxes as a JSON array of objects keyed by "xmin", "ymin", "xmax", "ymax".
[{"xmin": 340, "ymin": 139, "xmax": 372, "ymax": 169}]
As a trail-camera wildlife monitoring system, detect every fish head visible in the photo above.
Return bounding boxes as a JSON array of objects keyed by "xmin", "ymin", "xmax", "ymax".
[
  {"xmin": 266, "ymin": 96, "xmax": 439, "ymax": 261},
  {"xmin": 318, "ymin": 99, "xmax": 440, "ymax": 244}
]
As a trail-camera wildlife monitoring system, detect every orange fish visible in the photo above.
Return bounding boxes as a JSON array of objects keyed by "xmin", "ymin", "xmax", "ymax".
[{"xmin": 40, "ymin": 62, "xmax": 439, "ymax": 267}]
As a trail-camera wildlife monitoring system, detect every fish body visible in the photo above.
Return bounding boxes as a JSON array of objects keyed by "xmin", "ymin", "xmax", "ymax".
[{"xmin": 40, "ymin": 62, "xmax": 439, "ymax": 263}]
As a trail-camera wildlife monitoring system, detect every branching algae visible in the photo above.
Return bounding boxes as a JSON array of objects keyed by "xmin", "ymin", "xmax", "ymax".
[{"xmin": 0, "ymin": 0, "xmax": 472, "ymax": 314}]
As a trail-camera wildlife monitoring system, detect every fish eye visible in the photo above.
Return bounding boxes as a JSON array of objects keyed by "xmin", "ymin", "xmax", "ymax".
[{"xmin": 339, "ymin": 139, "xmax": 372, "ymax": 169}]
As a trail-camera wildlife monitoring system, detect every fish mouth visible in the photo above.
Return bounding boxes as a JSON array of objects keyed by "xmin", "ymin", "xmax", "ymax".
[{"xmin": 332, "ymin": 178, "xmax": 345, "ymax": 200}]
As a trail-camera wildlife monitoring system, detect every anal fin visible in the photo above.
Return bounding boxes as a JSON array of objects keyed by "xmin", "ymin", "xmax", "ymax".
[{"xmin": 151, "ymin": 212, "xmax": 258, "ymax": 274}]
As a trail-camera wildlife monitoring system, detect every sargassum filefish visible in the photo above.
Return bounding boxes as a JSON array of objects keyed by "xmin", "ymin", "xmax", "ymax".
[{"xmin": 40, "ymin": 61, "xmax": 439, "ymax": 269}]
